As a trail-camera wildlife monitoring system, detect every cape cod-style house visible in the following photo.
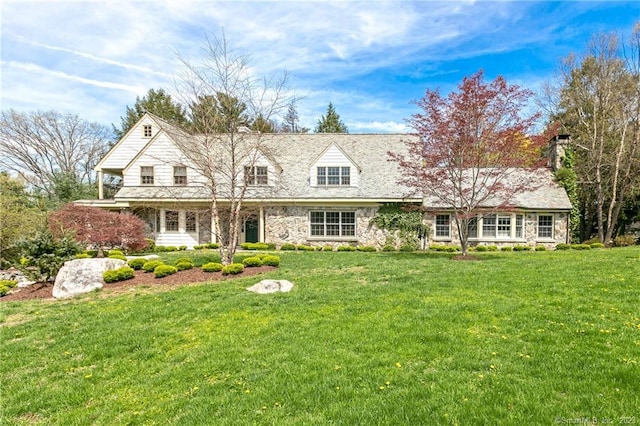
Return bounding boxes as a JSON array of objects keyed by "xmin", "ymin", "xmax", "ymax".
[{"xmin": 78, "ymin": 113, "xmax": 572, "ymax": 249}]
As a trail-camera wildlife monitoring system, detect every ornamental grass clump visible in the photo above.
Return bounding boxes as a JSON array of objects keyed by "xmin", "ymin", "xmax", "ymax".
[
  {"xmin": 103, "ymin": 266, "xmax": 135, "ymax": 283},
  {"xmin": 202, "ymin": 262, "xmax": 223, "ymax": 272},
  {"xmin": 222, "ymin": 263, "xmax": 244, "ymax": 275},
  {"xmin": 242, "ymin": 256, "xmax": 263, "ymax": 267},
  {"xmin": 142, "ymin": 260, "xmax": 164, "ymax": 273},
  {"xmin": 154, "ymin": 264, "xmax": 177, "ymax": 278}
]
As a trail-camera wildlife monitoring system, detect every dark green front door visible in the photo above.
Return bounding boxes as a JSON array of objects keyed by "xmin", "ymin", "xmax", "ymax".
[{"xmin": 245, "ymin": 218, "xmax": 259, "ymax": 243}]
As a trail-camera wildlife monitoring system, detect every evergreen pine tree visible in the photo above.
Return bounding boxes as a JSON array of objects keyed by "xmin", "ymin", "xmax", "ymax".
[
  {"xmin": 113, "ymin": 88, "xmax": 187, "ymax": 139},
  {"xmin": 314, "ymin": 102, "xmax": 348, "ymax": 133}
]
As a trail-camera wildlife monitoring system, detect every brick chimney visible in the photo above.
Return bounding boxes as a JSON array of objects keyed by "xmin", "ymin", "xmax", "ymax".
[{"xmin": 549, "ymin": 134, "xmax": 570, "ymax": 171}]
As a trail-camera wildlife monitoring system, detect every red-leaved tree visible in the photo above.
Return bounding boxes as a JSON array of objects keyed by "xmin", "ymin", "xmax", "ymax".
[
  {"xmin": 390, "ymin": 70, "xmax": 546, "ymax": 255},
  {"xmin": 48, "ymin": 204, "xmax": 147, "ymax": 255}
]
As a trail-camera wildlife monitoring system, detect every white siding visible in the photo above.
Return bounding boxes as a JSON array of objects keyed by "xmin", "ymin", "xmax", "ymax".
[
  {"xmin": 99, "ymin": 116, "xmax": 158, "ymax": 170},
  {"xmin": 309, "ymin": 144, "xmax": 360, "ymax": 187},
  {"xmin": 123, "ymin": 133, "xmax": 206, "ymax": 187}
]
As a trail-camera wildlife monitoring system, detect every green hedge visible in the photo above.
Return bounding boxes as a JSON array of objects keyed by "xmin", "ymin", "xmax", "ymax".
[
  {"xmin": 222, "ymin": 263, "xmax": 244, "ymax": 275},
  {"xmin": 142, "ymin": 260, "xmax": 164, "ymax": 273},
  {"xmin": 127, "ymin": 258, "xmax": 147, "ymax": 270},
  {"xmin": 261, "ymin": 255, "xmax": 280, "ymax": 267},
  {"xmin": 0, "ymin": 280, "xmax": 18, "ymax": 297},
  {"xmin": 103, "ymin": 266, "xmax": 135, "ymax": 283},
  {"xmin": 154, "ymin": 264, "xmax": 177, "ymax": 278},
  {"xmin": 242, "ymin": 256, "xmax": 263, "ymax": 267},
  {"xmin": 202, "ymin": 262, "xmax": 223, "ymax": 272}
]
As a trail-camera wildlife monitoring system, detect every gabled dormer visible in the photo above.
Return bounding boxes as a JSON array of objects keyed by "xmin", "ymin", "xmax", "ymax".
[
  {"xmin": 243, "ymin": 149, "xmax": 282, "ymax": 187},
  {"xmin": 309, "ymin": 143, "xmax": 360, "ymax": 187}
]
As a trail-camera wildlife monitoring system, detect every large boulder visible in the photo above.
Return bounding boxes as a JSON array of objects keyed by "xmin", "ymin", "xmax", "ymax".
[
  {"xmin": 53, "ymin": 258, "xmax": 126, "ymax": 299},
  {"xmin": 247, "ymin": 279, "xmax": 294, "ymax": 294}
]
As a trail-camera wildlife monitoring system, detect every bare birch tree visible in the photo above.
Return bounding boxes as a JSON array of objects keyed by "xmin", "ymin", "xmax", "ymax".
[
  {"xmin": 0, "ymin": 110, "xmax": 112, "ymax": 199},
  {"xmin": 171, "ymin": 33, "xmax": 290, "ymax": 264}
]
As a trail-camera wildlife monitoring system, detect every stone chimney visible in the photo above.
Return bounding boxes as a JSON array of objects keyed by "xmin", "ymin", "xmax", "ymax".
[{"xmin": 549, "ymin": 134, "xmax": 570, "ymax": 172}]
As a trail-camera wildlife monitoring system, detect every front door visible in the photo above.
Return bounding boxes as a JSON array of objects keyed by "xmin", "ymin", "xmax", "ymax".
[{"xmin": 245, "ymin": 218, "xmax": 259, "ymax": 243}]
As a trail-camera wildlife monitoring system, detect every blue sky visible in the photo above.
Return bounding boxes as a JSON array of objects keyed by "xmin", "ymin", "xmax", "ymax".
[{"xmin": 1, "ymin": 1, "xmax": 638, "ymax": 134}]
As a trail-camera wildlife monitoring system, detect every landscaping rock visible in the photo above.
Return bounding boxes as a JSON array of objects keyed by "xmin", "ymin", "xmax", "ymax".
[
  {"xmin": 0, "ymin": 268, "xmax": 36, "ymax": 287},
  {"xmin": 53, "ymin": 258, "xmax": 126, "ymax": 299},
  {"xmin": 247, "ymin": 279, "xmax": 294, "ymax": 294}
]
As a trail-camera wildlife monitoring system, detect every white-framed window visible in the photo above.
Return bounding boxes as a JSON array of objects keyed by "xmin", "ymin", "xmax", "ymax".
[
  {"xmin": 143, "ymin": 125, "xmax": 152, "ymax": 138},
  {"xmin": 317, "ymin": 166, "xmax": 350, "ymax": 186},
  {"xmin": 245, "ymin": 166, "xmax": 268, "ymax": 185},
  {"xmin": 468, "ymin": 217, "xmax": 478, "ymax": 239},
  {"xmin": 140, "ymin": 166, "xmax": 154, "ymax": 185},
  {"xmin": 186, "ymin": 211, "xmax": 197, "ymax": 232},
  {"xmin": 478, "ymin": 213, "xmax": 524, "ymax": 239},
  {"xmin": 482, "ymin": 214, "xmax": 497, "ymax": 238},
  {"xmin": 310, "ymin": 211, "xmax": 355, "ymax": 237},
  {"xmin": 538, "ymin": 214, "xmax": 553, "ymax": 239},
  {"xmin": 165, "ymin": 210, "xmax": 179, "ymax": 231},
  {"xmin": 173, "ymin": 166, "xmax": 187, "ymax": 185},
  {"xmin": 435, "ymin": 214, "xmax": 451, "ymax": 238}
]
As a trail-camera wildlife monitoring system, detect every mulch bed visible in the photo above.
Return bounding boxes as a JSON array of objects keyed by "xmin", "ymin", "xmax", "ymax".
[{"xmin": 1, "ymin": 265, "xmax": 276, "ymax": 302}]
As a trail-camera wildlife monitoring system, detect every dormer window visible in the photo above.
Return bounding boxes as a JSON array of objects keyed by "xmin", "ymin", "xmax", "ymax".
[
  {"xmin": 245, "ymin": 166, "xmax": 268, "ymax": 185},
  {"xmin": 317, "ymin": 166, "xmax": 350, "ymax": 186},
  {"xmin": 143, "ymin": 125, "xmax": 152, "ymax": 138},
  {"xmin": 173, "ymin": 166, "xmax": 187, "ymax": 185}
]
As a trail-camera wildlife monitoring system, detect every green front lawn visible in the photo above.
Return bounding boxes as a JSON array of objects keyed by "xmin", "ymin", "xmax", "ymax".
[{"xmin": 1, "ymin": 248, "xmax": 639, "ymax": 425}]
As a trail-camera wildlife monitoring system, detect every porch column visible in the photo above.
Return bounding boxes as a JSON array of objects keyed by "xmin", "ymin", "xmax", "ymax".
[
  {"xmin": 259, "ymin": 206, "xmax": 265, "ymax": 243},
  {"xmin": 97, "ymin": 171, "xmax": 104, "ymax": 199}
]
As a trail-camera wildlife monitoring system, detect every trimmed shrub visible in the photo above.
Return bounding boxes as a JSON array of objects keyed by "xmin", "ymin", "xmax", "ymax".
[
  {"xmin": 240, "ymin": 242, "xmax": 270, "ymax": 250},
  {"xmin": 500, "ymin": 246, "xmax": 513, "ymax": 252},
  {"xmin": 193, "ymin": 245, "xmax": 203, "ymax": 250},
  {"xmin": 242, "ymin": 256, "xmax": 263, "ymax": 267},
  {"xmin": 175, "ymin": 257, "xmax": 193, "ymax": 264},
  {"xmin": 165, "ymin": 246, "xmax": 178, "ymax": 252},
  {"xmin": 475, "ymin": 245, "xmax": 488, "ymax": 252},
  {"xmin": 127, "ymin": 258, "xmax": 147, "ymax": 270},
  {"xmin": 222, "ymin": 263, "xmax": 244, "ymax": 275},
  {"xmin": 205, "ymin": 243, "xmax": 220, "ymax": 249},
  {"xmin": 202, "ymin": 262, "xmax": 223, "ymax": 272},
  {"xmin": 261, "ymin": 255, "xmax": 280, "ymax": 267},
  {"xmin": 382, "ymin": 245, "xmax": 396, "ymax": 252},
  {"xmin": 555, "ymin": 243, "xmax": 571, "ymax": 250},
  {"xmin": 154, "ymin": 264, "xmax": 177, "ymax": 278},
  {"xmin": 280, "ymin": 243, "xmax": 296, "ymax": 251},
  {"xmin": 175, "ymin": 260, "xmax": 194, "ymax": 271},
  {"xmin": 108, "ymin": 254, "xmax": 127, "ymax": 261},
  {"xmin": 513, "ymin": 245, "xmax": 530, "ymax": 252},
  {"xmin": 296, "ymin": 244, "xmax": 315, "ymax": 251},
  {"xmin": 357, "ymin": 245, "xmax": 377, "ymax": 252},
  {"xmin": 103, "ymin": 266, "xmax": 135, "ymax": 283},
  {"xmin": 74, "ymin": 253, "xmax": 91, "ymax": 259},
  {"xmin": 142, "ymin": 260, "xmax": 164, "ymax": 273},
  {"xmin": 590, "ymin": 242, "xmax": 605, "ymax": 249},
  {"xmin": 337, "ymin": 245, "xmax": 356, "ymax": 252},
  {"xmin": 571, "ymin": 244, "xmax": 591, "ymax": 250},
  {"xmin": 613, "ymin": 234, "xmax": 637, "ymax": 247},
  {"xmin": 487, "ymin": 245, "xmax": 498, "ymax": 251},
  {"xmin": 85, "ymin": 250, "xmax": 99, "ymax": 258},
  {"xmin": 583, "ymin": 237, "xmax": 602, "ymax": 245},
  {"xmin": 108, "ymin": 249, "xmax": 124, "ymax": 257},
  {"xmin": 535, "ymin": 246, "xmax": 547, "ymax": 251},
  {"xmin": 178, "ymin": 245, "xmax": 187, "ymax": 251},
  {"xmin": 0, "ymin": 280, "xmax": 18, "ymax": 297}
]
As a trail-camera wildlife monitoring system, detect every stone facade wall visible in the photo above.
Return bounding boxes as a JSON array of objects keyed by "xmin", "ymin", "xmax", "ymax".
[
  {"xmin": 425, "ymin": 212, "xmax": 568, "ymax": 248},
  {"xmin": 263, "ymin": 205, "xmax": 388, "ymax": 249}
]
